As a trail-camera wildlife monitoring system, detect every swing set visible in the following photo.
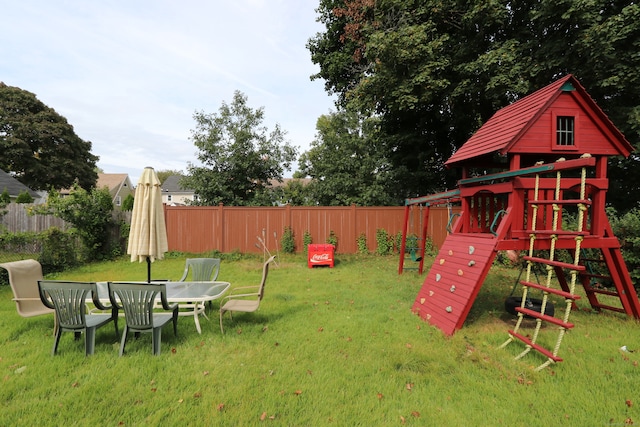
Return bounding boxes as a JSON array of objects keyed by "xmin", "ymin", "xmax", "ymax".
[
  {"xmin": 398, "ymin": 190, "xmax": 460, "ymax": 274},
  {"xmin": 407, "ymin": 75, "xmax": 640, "ymax": 369}
]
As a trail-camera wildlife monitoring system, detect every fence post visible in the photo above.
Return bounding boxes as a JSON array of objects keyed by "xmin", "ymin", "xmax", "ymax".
[{"xmin": 218, "ymin": 203, "xmax": 224, "ymax": 252}]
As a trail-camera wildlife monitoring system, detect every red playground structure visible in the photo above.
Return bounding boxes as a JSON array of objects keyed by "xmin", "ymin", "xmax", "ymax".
[{"xmin": 408, "ymin": 75, "xmax": 640, "ymax": 370}]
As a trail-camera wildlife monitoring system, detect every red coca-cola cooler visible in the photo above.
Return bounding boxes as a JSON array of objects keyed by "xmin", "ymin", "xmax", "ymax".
[{"xmin": 307, "ymin": 244, "xmax": 335, "ymax": 268}]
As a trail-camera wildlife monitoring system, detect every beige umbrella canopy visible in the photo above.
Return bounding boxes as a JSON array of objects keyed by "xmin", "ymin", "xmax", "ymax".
[{"xmin": 127, "ymin": 167, "xmax": 168, "ymax": 282}]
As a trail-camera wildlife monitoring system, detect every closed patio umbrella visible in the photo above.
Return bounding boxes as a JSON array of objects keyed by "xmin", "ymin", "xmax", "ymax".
[{"xmin": 127, "ymin": 167, "xmax": 168, "ymax": 282}]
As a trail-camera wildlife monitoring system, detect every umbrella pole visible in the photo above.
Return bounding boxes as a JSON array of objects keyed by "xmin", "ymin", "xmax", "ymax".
[{"xmin": 147, "ymin": 256, "xmax": 151, "ymax": 283}]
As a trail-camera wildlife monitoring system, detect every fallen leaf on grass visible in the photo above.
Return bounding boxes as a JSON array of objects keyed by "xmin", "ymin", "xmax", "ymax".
[
  {"xmin": 216, "ymin": 403, "xmax": 225, "ymax": 411},
  {"xmin": 406, "ymin": 343, "xmax": 412, "ymax": 349},
  {"xmin": 406, "ymin": 383, "xmax": 414, "ymax": 391},
  {"xmin": 400, "ymin": 415, "xmax": 406, "ymax": 424},
  {"xmin": 194, "ymin": 392, "xmax": 202, "ymax": 398},
  {"xmin": 203, "ymin": 371, "xmax": 209, "ymax": 376},
  {"xmin": 626, "ymin": 399, "xmax": 633, "ymax": 408},
  {"xmin": 171, "ymin": 348, "xmax": 177, "ymax": 354},
  {"xmin": 260, "ymin": 412, "xmax": 267, "ymax": 421},
  {"xmin": 151, "ymin": 388, "xmax": 157, "ymax": 392},
  {"xmin": 71, "ymin": 382, "xmax": 79, "ymax": 388},
  {"xmin": 411, "ymin": 411, "xmax": 420, "ymax": 418},
  {"xmin": 294, "ymin": 390, "xmax": 302, "ymax": 395},
  {"xmin": 377, "ymin": 393, "xmax": 384, "ymax": 400},
  {"xmin": 318, "ymin": 327, "xmax": 324, "ymax": 332}
]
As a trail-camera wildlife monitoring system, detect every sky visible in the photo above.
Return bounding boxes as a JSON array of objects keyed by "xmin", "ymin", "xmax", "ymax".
[{"xmin": 1, "ymin": 0, "xmax": 336, "ymax": 183}]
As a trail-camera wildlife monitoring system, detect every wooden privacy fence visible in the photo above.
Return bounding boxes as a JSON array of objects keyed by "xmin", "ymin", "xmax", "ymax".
[
  {"xmin": 1, "ymin": 203, "xmax": 457, "ymax": 255},
  {"xmin": 165, "ymin": 204, "xmax": 457, "ymax": 254},
  {"xmin": 1, "ymin": 203, "xmax": 70, "ymax": 232}
]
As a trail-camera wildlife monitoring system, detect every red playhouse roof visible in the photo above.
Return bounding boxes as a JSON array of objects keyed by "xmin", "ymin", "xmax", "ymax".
[{"xmin": 445, "ymin": 74, "xmax": 633, "ymax": 167}]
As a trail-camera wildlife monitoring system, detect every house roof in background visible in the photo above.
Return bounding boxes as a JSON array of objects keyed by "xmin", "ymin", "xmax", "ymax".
[
  {"xmin": 0, "ymin": 169, "xmax": 39, "ymax": 198},
  {"xmin": 97, "ymin": 173, "xmax": 130, "ymax": 192},
  {"xmin": 162, "ymin": 175, "xmax": 193, "ymax": 193}
]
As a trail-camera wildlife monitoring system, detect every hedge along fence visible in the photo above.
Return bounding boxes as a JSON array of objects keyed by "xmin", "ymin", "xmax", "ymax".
[{"xmin": 164, "ymin": 204, "xmax": 457, "ymax": 254}]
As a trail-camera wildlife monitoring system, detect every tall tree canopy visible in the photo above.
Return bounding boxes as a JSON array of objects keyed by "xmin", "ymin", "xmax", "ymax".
[
  {"xmin": 0, "ymin": 83, "xmax": 98, "ymax": 190},
  {"xmin": 183, "ymin": 91, "xmax": 298, "ymax": 206},
  {"xmin": 308, "ymin": 0, "xmax": 640, "ymax": 210},
  {"xmin": 299, "ymin": 109, "xmax": 395, "ymax": 205}
]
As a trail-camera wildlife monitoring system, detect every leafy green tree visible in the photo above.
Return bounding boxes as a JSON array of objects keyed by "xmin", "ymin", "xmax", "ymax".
[
  {"xmin": 308, "ymin": 1, "xmax": 640, "ymax": 209},
  {"xmin": 281, "ymin": 179, "xmax": 312, "ymax": 206},
  {"xmin": 33, "ymin": 184, "xmax": 115, "ymax": 261},
  {"xmin": 299, "ymin": 109, "xmax": 395, "ymax": 205},
  {"xmin": 183, "ymin": 91, "xmax": 298, "ymax": 206},
  {"xmin": 0, "ymin": 82, "xmax": 99, "ymax": 191}
]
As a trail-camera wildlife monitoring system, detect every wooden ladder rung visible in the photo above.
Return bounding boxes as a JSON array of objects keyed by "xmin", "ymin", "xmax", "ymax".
[
  {"xmin": 507, "ymin": 330, "xmax": 563, "ymax": 362},
  {"xmin": 580, "ymin": 272, "xmax": 612, "ymax": 281},
  {"xmin": 520, "ymin": 281, "xmax": 581, "ymax": 300},
  {"xmin": 515, "ymin": 308, "xmax": 575, "ymax": 329},
  {"xmin": 591, "ymin": 304, "xmax": 626, "ymax": 313},
  {"xmin": 581, "ymin": 258, "xmax": 605, "ymax": 263},
  {"xmin": 523, "ymin": 256, "xmax": 587, "ymax": 271},
  {"xmin": 525, "ymin": 230, "xmax": 590, "ymax": 237},
  {"xmin": 585, "ymin": 287, "xmax": 619, "ymax": 297},
  {"xmin": 530, "ymin": 199, "xmax": 592, "ymax": 206}
]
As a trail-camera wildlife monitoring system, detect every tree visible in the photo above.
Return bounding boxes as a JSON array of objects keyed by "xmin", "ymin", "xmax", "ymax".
[
  {"xmin": 308, "ymin": 1, "xmax": 640, "ymax": 209},
  {"xmin": 299, "ymin": 109, "xmax": 395, "ymax": 205},
  {"xmin": 0, "ymin": 83, "xmax": 99, "ymax": 191},
  {"xmin": 183, "ymin": 91, "xmax": 298, "ymax": 206}
]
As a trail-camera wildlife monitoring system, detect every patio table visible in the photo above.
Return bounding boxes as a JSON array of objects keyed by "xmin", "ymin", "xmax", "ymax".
[{"xmin": 94, "ymin": 281, "xmax": 230, "ymax": 334}]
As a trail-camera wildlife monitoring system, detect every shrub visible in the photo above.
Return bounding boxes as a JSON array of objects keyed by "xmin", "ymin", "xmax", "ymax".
[
  {"xmin": 610, "ymin": 207, "xmax": 640, "ymax": 284},
  {"xmin": 40, "ymin": 227, "xmax": 78, "ymax": 273},
  {"xmin": 15, "ymin": 191, "xmax": 34, "ymax": 203},
  {"xmin": 375, "ymin": 228, "xmax": 393, "ymax": 255},
  {"xmin": 122, "ymin": 194, "xmax": 135, "ymax": 211},
  {"xmin": 281, "ymin": 226, "xmax": 295, "ymax": 254},
  {"xmin": 357, "ymin": 233, "xmax": 368, "ymax": 254},
  {"xmin": 326, "ymin": 230, "xmax": 338, "ymax": 251},
  {"xmin": 303, "ymin": 231, "xmax": 312, "ymax": 254},
  {"xmin": 31, "ymin": 185, "xmax": 116, "ymax": 262},
  {"xmin": 0, "ymin": 188, "xmax": 10, "ymax": 205}
]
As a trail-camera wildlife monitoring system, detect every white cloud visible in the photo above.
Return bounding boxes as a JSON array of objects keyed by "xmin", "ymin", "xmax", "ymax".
[{"xmin": 1, "ymin": 0, "xmax": 334, "ymax": 182}]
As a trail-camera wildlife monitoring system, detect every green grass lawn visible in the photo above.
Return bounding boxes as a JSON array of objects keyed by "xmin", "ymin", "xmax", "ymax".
[{"xmin": 1, "ymin": 253, "xmax": 638, "ymax": 426}]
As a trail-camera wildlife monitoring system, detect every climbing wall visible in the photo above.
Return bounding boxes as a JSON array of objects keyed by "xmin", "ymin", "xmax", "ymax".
[{"xmin": 412, "ymin": 234, "xmax": 499, "ymax": 335}]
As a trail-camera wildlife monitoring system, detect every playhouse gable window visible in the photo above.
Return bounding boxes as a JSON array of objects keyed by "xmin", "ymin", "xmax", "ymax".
[
  {"xmin": 552, "ymin": 111, "xmax": 578, "ymax": 151},
  {"xmin": 556, "ymin": 116, "xmax": 574, "ymax": 146}
]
